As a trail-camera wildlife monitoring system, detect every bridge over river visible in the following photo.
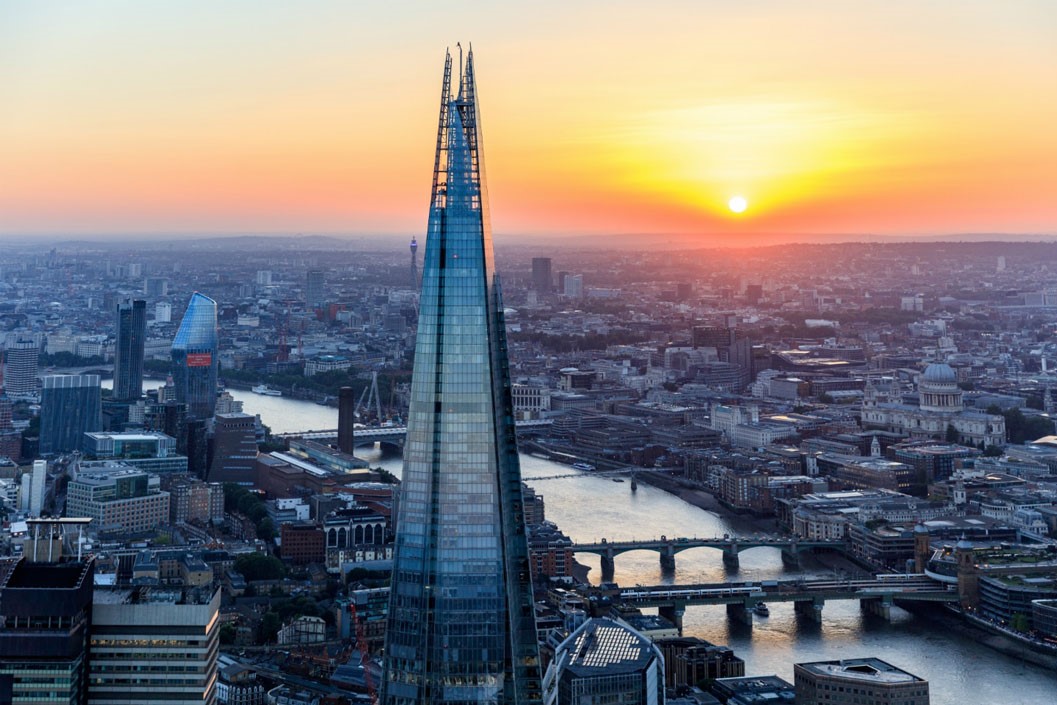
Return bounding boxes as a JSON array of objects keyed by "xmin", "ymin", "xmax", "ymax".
[
  {"xmin": 608, "ymin": 574, "xmax": 955, "ymax": 631},
  {"xmin": 571, "ymin": 535, "xmax": 848, "ymax": 576},
  {"xmin": 277, "ymin": 418, "xmax": 552, "ymax": 448}
]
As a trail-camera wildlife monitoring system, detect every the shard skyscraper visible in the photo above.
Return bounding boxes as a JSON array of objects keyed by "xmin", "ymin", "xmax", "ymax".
[{"xmin": 380, "ymin": 47, "xmax": 543, "ymax": 705}]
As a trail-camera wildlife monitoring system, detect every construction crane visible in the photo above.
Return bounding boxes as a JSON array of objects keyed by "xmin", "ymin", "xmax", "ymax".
[
  {"xmin": 356, "ymin": 371, "xmax": 383, "ymax": 424},
  {"xmin": 349, "ymin": 601, "xmax": 377, "ymax": 705}
]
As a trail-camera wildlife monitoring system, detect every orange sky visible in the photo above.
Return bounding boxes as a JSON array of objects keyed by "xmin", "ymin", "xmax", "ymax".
[{"xmin": 2, "ymin": 1, "xmax": 1055, "ymax": 241}]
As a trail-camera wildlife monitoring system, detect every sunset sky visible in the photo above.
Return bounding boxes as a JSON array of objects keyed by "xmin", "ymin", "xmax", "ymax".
[{"xmin": 2, "ymin": 1, "xmax": 1055, "ymax": 242}]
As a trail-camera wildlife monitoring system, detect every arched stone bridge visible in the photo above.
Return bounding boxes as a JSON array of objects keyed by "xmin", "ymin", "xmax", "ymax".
[{"xmin": 571, "ymin": 535, "xmax": 847, "ymax": 577}]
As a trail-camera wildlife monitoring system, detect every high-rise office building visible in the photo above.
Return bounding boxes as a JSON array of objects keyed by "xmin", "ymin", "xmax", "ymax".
[
  {"xmin": 208, "ymin": 413, "xmax": 258, "ymax": 484},
  {"xmin": 543, "ymin": 618, "xmax": 665, "ymax": 705},
  {"xmin": 19, "ymin": 460, "xmax": 47, "ymax": 518},
  {"xmin": 171, "ymin": 293, "xmax": 219, "ymax": 420},
  {"xmin": 380, "ymin": 48, "xmax": 543, "ymax": 705},
  {"xmin": 0, "ymin": 390, "xmax": 21, "ymax": 461},
  {"xmin": 114, "ymin": 299, "xmax": 147, "ymax": 400},
  {"xmin": 563, "ymin": 274, "xmax": 583, "ymax": 299},
  {"xmin": 155, "ymin": 302, "xmax": 172, "ymax": 323},
  {"xmin": 0, "ymin": 550, "xmax": 95, "ymax": 705},
  {"xmin": 306, "ymin": 269, "xmax": 325, "ymax": 309},
  {"xmin": 39, "ymin": 375, "xmax": 102, "ymax": 456},
  {"xmin": 89, "ymin": 587, "xmax": 220, "ymax": 705},
  {"xmin": 144, "ymin": 277, "xmax": 169, "ymax": 297},
  {"xmin": 4, "ymin": 339, "xmax": 40, "ymax": 397},
  {"xmin": 532, "ymin": 257, "xmax": 553, "ymax": 294}
]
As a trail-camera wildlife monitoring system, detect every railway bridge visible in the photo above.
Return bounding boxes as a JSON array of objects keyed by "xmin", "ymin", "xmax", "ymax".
[{"xmin": 611, "ymin": 574, "xmax": 955, "ymax": 632}]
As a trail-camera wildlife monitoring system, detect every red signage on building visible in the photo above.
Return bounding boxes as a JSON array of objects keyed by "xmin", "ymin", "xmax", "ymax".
[{"xmin": 186, "ymin": 353, "xmax": 212, "ymax": 367}]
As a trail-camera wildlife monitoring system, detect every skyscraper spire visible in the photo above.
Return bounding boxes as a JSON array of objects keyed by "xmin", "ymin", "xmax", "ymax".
[{"xmin": 380, "ymin": 48, "xmax": 543, "ymax": 705}]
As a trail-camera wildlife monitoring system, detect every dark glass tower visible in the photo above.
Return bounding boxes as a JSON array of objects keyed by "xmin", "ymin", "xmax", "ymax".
[
  {"xmin": 380, "ymin": 48, "xmax": 542, "ymax": 705},
  {"xmin": 114, "ymin": 299, "xmax": 147, "ymax": 400},
  {"xmin": 171, "ymin": 293, "xmax": 219, "ymax": 420},
  {"xmin": 39, "ymin": 375, "xmax": 102, "ymax": 456}
]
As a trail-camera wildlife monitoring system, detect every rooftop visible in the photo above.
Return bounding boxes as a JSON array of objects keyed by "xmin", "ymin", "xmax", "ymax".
[
  {"xmin": 796, "ymin": 657, "xmax": 925, "ymax": 684},
  {"xmin": 561, "ymin": 617, "xmax": 657, "ymax": 677}
]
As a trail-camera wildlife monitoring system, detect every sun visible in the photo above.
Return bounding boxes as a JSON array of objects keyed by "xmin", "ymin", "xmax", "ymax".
[{"xmin": 728, "ymin": 195, "xmax": 748, "ymax": 214}]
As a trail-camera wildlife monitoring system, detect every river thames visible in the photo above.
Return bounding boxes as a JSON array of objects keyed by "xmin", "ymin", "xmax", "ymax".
[{"xmin": 130, "ymin": 382, "xmax": 1057, "ymax": 702}]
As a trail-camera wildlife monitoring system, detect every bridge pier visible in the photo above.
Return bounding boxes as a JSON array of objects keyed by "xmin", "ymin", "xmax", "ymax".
[
  {"xmin": 659, "ymin": 544, "xmax": 676, "ymax": 571},
  {"xmin": 658, "ymin": 604, "xmax": 685, "ymax": 635},
  {"xmin": 781, "ymin": 544, "xmax": 801, "ymax": 568},
  {"xmin": 794, "ymin": 598, "xmax": 825, "ymax": 624},
  {"xmin": 722, "ymin": 544, "xmax": 740, "ymax": 570},
  {"xmin": 600, "ymin": 551, "xmax": 615, "ymax": 582},
  {"xmin": 860, "ymin": 596, "xmax": 893, "ymax": 621},
  {"xmin": 726, "ymin": 602, "xmax": 753, "ymax": 626}
]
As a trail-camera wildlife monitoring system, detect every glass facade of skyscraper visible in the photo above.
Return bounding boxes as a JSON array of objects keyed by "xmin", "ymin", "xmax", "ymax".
[
  {"xmin": 380, "ymin": 49, "xmax": 542, "ymax": 705},
  {"xmin": 114, "ymin": 299, "xmax": 147, "ymax": 400},
  {"xmin": 171, "ymin": 293, "xmax": 218, "ymax": 420},
  {"xmin": 39, "ymin": 375, "xmax": 102, "ymax": 456}
]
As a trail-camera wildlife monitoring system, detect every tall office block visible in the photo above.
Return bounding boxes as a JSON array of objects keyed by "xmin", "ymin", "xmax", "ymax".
[
  {"xmin": 338, "ymin": 386, "xmax": 356, "ymax": 454},
  {"xmin": 0, "ymin": 553, "xmax": 95, "ymax": 705},
  {"xmin": 562, "ymin": 274, "xmax": 583, "ymax": 299},
  {"xmin": 20, "ymin": 460, "xmax": 47, "ymax": 517},
  {"xmin": 155, "ymin": 302, "xmax": 172, "ymax": 323},
  {"xmin": 531, "ymin": 257, "xmax": 553, "ymax": 294},
  {"xmin": 90, "ymin": 588, "xmax": 220, "ymax": 705},
  {"xmin": 171, "ymin": 293, "xmax": 219, "ymax": 420},
  {"xmin": 543, "ymin": 618, "xmax": 665, "ymax": 705},
  {"xmin": 0, "ymin": 391, "xmax": 21, "ymax": 461},
  {"xmin": 208, "ymin": 413, "xmax": 258, "ymax": 484},
  {"xmin": 39, "ymin": 375, "xmax": 102, "ymax": 456},
  {"xmin": 306, "ymin": 269, "xmax": 325, "ymax": 309},
  {"xmin": 114, "ymin": 299, "xmax": 147, "ymax": 400},
  {"xmin": 380, "ymin": 48, "xmax": 543, "ymax": 705},
  {"xmin": 4, "ymin": 339, "xmax": 39, "ymax": 397}
]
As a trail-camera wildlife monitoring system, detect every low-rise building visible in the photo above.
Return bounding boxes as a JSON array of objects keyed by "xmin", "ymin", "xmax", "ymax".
[
  {"xmin": 66, "ymin": 463, "xmax": 170, "ymax": 536},
  {"xmin": 794, "ymin": 658, "xmax": 929, "ymax": 705}
]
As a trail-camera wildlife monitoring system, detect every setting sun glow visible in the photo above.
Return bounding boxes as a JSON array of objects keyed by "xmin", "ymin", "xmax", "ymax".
[{"xmin": 1, "ymin": 2, "xmax": 1055, "ymax": 240}]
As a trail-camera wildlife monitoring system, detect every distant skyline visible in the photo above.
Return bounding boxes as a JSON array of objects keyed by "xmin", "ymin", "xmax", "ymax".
[{"xmin": 2, "ymin": 1, "xmax": 1055, "ymax": 242}]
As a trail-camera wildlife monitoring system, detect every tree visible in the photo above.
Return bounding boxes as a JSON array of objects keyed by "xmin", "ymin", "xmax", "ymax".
[
  {"xmin": 1009, "ymin": 612, "xmax": 1030, "ymax": 633},
  {"xmin": 219, "ymin": 624, "xmax": 237, "ymax": 645},
  {"xmin": 983, "ymin": 445, "xmax": 1004, "ymax": 457},
  {"xmin": 945, "ymin": 424, "xmax": 959, "ymax": 443},
  {"xmin": 259, "ymin": 611, "xmax": 282, "ymax": 644},
  {"xmin": 234, "ymin": 552, "xmax": 285, "ymax": 581}
]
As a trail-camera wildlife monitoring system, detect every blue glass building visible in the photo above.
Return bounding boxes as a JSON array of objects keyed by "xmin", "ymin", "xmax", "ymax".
[
  {"xmin": 171, "ymin": 293, "xmax": 219, "ymax": 420},
  {"xmin": 380, "ymin": 48, "xmax": 543, "ymax": 705},
  {"xmin": 39, "ymin": 374, "xmax": 102, "ymax": 456}
]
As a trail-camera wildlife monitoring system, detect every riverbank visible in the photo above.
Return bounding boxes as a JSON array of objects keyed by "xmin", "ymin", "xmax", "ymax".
[
  {"xmin": 901, "ymin": 604, "xmax": 1057, "ymax": 672},
  {"xmin": 637, "ymin": 470, "xmax": 778, "ymax": 535}
]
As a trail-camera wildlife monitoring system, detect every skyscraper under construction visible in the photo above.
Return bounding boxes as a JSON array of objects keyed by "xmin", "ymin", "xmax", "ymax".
[{"xmin": 380, "ymin": 47, "xmax": 542, "ymax": 705}]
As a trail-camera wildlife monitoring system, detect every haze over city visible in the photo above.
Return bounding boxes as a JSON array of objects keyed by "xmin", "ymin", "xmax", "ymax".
[
  {"xmin": 3, "ymin": 1, "xmax": 1056, "ymax": 242},
  {"xmin": 6, "ymin": 5, "xmax": 1057, "ymax": 705}
]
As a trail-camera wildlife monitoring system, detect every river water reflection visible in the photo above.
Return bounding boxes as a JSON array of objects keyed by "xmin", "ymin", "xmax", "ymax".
[{"xmin": 117, "ymin": 382, "xmax": 1057, "ymax": 701}]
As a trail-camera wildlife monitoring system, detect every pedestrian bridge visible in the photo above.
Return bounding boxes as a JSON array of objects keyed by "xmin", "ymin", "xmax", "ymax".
[
  {"xmin": 570, "ymin": 535, "xmax": 847, "ymax": 574},
  {"xmin": 612, "ymin": 574, "xmax": 956, "ymax": 630},
  {"xmin": 277, "ymin": 418, "xmax": 553, "ymax": 448}
]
